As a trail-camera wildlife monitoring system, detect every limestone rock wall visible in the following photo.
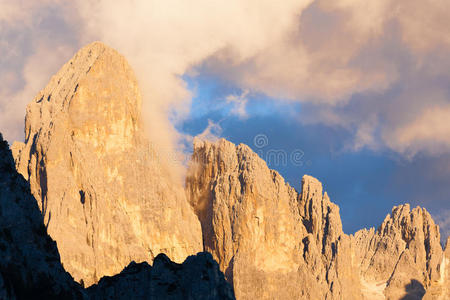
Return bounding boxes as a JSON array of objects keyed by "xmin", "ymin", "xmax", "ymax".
[
  {"xmin": 1, "ymin": 131, "xmax": 233, "ymax": 299},
  {"xmin": 12, "ymin": 42, "xmax": 202, "ymax": 286},
  {"xmin": 355, "ymin": 205, "xmax": 449, "ymax": 300},
  {"xmin": 0, "ymin": 132, "xmax": 234, "ymax": 299},
  {"xmin": 186, "ymin": 138, "xmax": 362, "ymax": 300},
  {"xmin": 186, "ymin": 138, "xmax": 449, "ymax": 300},
  {"xmin": 8, "ymin": 41, "xmax": 449, "ymax": 299}
]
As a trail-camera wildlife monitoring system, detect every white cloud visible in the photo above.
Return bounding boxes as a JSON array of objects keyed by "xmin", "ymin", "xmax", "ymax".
[
  {"xmin": 385, "ymin": 105, "xmax": 450, "ymax": 157},
  {"xmin": 0, "ymin": 1, "xmax": 80, "ymax": 142},
  {"xmin": 1, "ymin": 0, "xmax": 450, "ymax": 159},
  {"xmin": 72, "ymin": 0, "xmax": 312, "ymax": 155},
  {"xmin": 0, "ymin": 43, "xmax": 75, "ymax": 141},
  {"xmin": 226, "ymin": 90, "xmax": 249, "ymax": 119},
  {"xmin": 195, "ymin": 120, "xmax": 222, "ymax": 142}
]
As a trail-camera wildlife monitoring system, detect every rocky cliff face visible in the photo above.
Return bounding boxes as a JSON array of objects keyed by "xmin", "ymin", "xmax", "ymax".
[
  {"xmin": 439, "ymin": 238, "xmax": 450, "ymax": 299},
  {"xmin": 186, "ymin": 138, "xmax": 450, "ymax": 300},
  {"xmin": 0, "ymin": 133, "xmax": 84, "ymax": 299},
  {"xmin": 1, "ymin": 131, "xmax": 234, "ymax": 299},
  {"xmin": 186, "ymin": 139, "xmax": 362, "ymax": 300},
  {"xmin": 8, "ymin": 41, "xmax": 449, "ymax": 300},
  {"xmin": 355, "ymin": 205, "xmax": 450, "ymax": 300},
  {"xmin": 12, "ymin": 42, "xmax": 202, "ymax": 286}
]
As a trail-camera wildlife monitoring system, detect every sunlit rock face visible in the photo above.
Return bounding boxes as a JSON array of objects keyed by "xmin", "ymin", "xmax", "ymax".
[
  {"xmin": 7, "ymin": 40, "xmax": 449, "ymax": 299},
  {"xmin": 439, "ymin": 238, "xmax": 450, "ymax": 299},
  {"xmin": 1, "ymin": 131, "xmax": 233, "ymax": 299},
  {"xmin": 186, "ymin": 138, "xmax": 362, "ymax": 300},
  {"xmin": 186, "ymin": 138, "xmax": 449, "ymax": 300},
  {"xmin": 355, "ymin": 205, "xmax": 450, "ymax": 300},
  {"xmin": 12, "ymin": 42, "xmax": 202, "ymax": 286},
  {"xmin": 0, "ymin": 132, "xmax": 233, "ymax": 299}
]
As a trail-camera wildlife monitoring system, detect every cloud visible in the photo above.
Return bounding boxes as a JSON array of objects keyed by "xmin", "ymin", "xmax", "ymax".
[
  {"xmin": 197, "ymin": 0, "xmax": 450, "ymax": 157},
  {"xmin": 73, "ymin": 0, "xmax": 312, "ymax": 153},
  {"xmin": 3, "ymin": 0, "xmax": 449, "ymax": 158},
  {"xmin": 226, "ymin": 90, "xmax": 249, "ymax": 119},
  {"xmin": 0, "ymin": 43, "xmax": 76, "ymax": 141},
  {"xmin": 0, "ymin": 0, "xmax": 53, "ymax": 23},
  {"xmin": 195, "ymin": 120, "xmax": 222, "ymax": 142},
  {"xmin": 0, "ymin": 1, "xmax": 80, "ymax": 142},
  {"xmin": 385, "ymin": 105, "xmax": 450, "ymax": 157}
]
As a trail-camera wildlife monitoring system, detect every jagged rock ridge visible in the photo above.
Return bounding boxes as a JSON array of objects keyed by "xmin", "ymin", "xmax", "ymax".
[
  {"xmin": 12, "ymin": 41, "xmax": 202, "ymax": 286},
  {"xmin": 355, "ymin": 205, "xmax": 450, "ymax": 300},
  {"xmin": 186, "ymin": 139, "xmax": 361, "ymax": 299},
  {"xmin": 1, "ymin": 133, "xmax": 235, "ymax": 299},
  {"xmin": 186, "ymin": 138, "xmax": 450, "ymax": 300},
  {"xmin": 8, "ymin": 41, "xmax": 449, "ymax": 300}
]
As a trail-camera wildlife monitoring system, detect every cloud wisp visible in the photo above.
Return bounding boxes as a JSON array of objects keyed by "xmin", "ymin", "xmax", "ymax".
[
  {"xmin": 197, "ymin": 0, "xmax": 450, "ymax": 157},
  {"xmin": 2, "ymin": 0, "xmax": 450, "ymax": 158},
  {"xmin": 226, "ymin": 90, "xmax": 249, "ymax": 119},
  {"xmin": 0, "ymin": 1, "xmax": 81, "ymax": 142}
]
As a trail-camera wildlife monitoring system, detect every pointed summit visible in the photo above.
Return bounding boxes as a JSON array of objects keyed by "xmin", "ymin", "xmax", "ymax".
[
  {"xmin": 12, "ymin": 42, "xmax": 202, "ymax": 286},
  {"xmin": 187, "ymin": 138, "xmax": 449, "ymax": 299}
]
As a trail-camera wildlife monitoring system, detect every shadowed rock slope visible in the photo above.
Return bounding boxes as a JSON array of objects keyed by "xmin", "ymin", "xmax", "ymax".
[
  {"xmin": 0, "ymin": 133, "xmax": 84, "ymax": 299},
  {"xmin": 1, "ymin": 133, "xmax": 235, "ymax": 299},
  {"xmin": 12, "ymin": 41, "xmax": 202, "ymax": 286},
  {"xmin": 186, "ymin": 138, "xmax": 450, "ymax": 300},
  {"xmin": 87, "ymin": 253, "xmax": 235, "ymax": 300}
]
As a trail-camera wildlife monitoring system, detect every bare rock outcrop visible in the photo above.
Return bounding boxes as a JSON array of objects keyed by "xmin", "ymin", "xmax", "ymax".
[
  {"xmin": 1, "ymin": 131, "xmax": 233, "ymax": 299},
  {"xmin": 186, "ymin": 138, "xmax": 362, "ymax": 300},
  {"xmin": 187, "ymin": 138, "xmax": 449, "ymax": 300},
  {"xmin": 12, "ymin": 42, "xmax": 202, "ymax": 286},
  {"xmin": 7, "ymin": 40, "xmax": 448, "ymax": 299},
  {"xmin": 0, "ymin": 131, "xmax": 234, "ymax": 299},
  {"xmin": 355, "ymin": 205, "xmax": 449, "ymax": 300},
  {"xmin": 436, "ymin": 238, "xmax": 450, "ymax": 299}
]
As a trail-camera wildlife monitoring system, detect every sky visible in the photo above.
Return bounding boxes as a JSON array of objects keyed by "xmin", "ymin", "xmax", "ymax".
[{"xmin": 1, "ymin": 0, "xmax": 449, "ymax": 241}]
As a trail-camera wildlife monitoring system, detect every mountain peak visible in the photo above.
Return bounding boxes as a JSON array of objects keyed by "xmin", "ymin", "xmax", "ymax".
[
  {"xmin": 187, "ymin": 138, "xmax": 359, "ymax": 299},
  {"xmin": 188, "ymin": 137, "xmax": 449, "ymax": 299},
  {"xmin": 12, "ymin": 42, "xmax": 202, "ymax": 286}
]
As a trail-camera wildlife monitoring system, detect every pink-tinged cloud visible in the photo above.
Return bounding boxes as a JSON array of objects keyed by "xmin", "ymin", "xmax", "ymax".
[
  {"xmin": 386, "ymin": 106, "xmax": 450, "ymax": 157},
  {"xmin": 1, "ymin": 0, "xmax": 450, "ymax": 159}
]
